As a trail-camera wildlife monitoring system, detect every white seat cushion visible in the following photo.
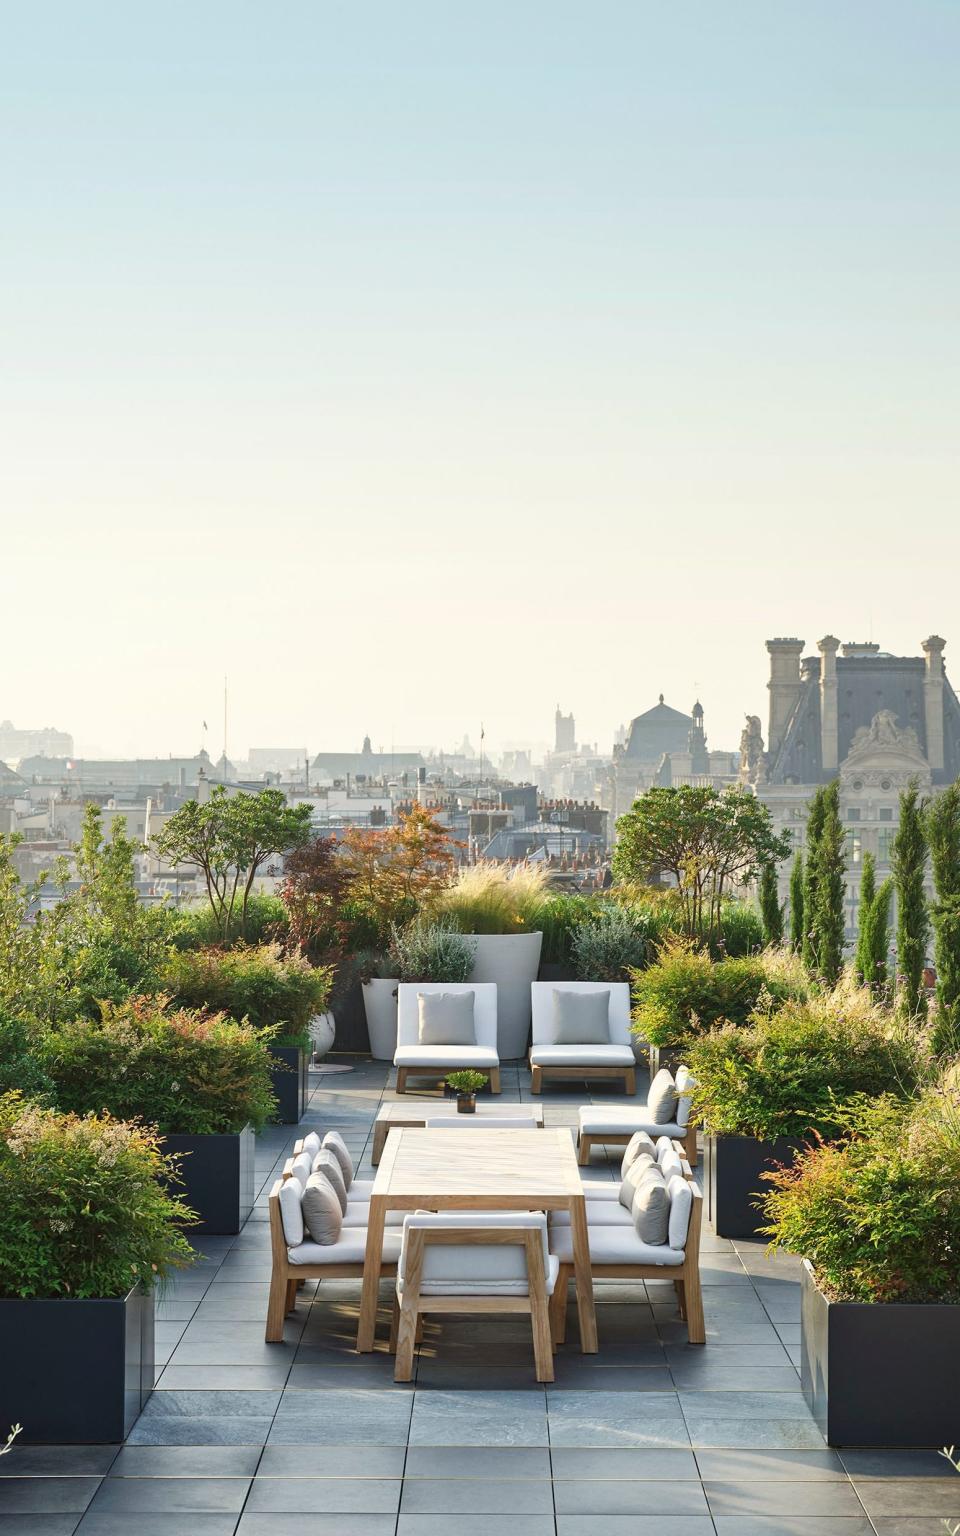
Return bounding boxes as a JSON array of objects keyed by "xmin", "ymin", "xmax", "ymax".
[
  {"xmin": 549, "ymin": 1200, "xmax": 634, "ymax": 1228},
  {"xmin": 578, "ymin": 1106, "xmax": 684, "ymax": 1138},
  {"xmin": 529, "ymin": 1044, "xmax": 635, "ymax": 1068},
  {"xmin": 342, "ymin": 1202, "xmax": 404, "ymax": 1228},
  {"xmin": 349, "ymin": 1178, "xmax": 376, "ymax": 1200},
  {"xmin": 288, "ymin": 1229, "xmax": 402, "ymax": 1266},
  {"xmin": 578, "ymin": 1180, "xmax": 621, "ymax": 1199},
  {"xmin": 548, "ymin": 1224, "xmax": 684, "ymax": 1267},
  {"xmin": 394, "ymin": 1045, "xmax": 500, "ymax": 1069},
  {"xmin": 400, "ymin": 1252, "xmax": 559, "ymax": 1297}
]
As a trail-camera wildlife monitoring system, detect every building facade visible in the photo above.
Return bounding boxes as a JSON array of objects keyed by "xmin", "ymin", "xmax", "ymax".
[{"xmin": 603, "ymin": 697, "xmax": 739, "ymax": 827}]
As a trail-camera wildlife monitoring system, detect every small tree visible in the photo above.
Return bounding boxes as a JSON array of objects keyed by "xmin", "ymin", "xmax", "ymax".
[
  {"xmin": 855, "ymin": 851, "xmax": 877, "ymax": 986},
  {"xmin": 277, "ymin": 835, "xmax": 349, "ymax": 962},
  {"xmin": 801, "ymin": 787, "xmax": 827, "ymax": 973},
  {"xmin": 867, "ymin": 877, "xmax": 893, "ymax": 1000},
  {"xmin": 155, "ymin": 786, "xmax": 313, "ymax": 942},
  {"xmin": 758, "ymin": 861, "xmax": 784, "ymax": 945},
  {"xmin": 926, "ymin": 781, "xmax": 960, "ymax": 1053},
  {"xmin": 814, "ymin": 781, "xmax": 846, "ymax": 985},
  {"xmin": 613, "ymin": 786, "xmax": 789, "ymax": 948},
  {"xmin": 788, "ymin": 851, "xmax": 805, "ymax": 953},
  {"xmin": 892, "ymin": 780, "xmax": 930, "ymax": 1019},
  {"xmin": 337, "ymin": 805, "xmax": 459, "ymax": 952}
]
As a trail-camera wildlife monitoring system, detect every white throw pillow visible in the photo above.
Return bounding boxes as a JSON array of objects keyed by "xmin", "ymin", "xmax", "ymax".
[
  {"xmin": 647, "ymin": 1068, "xmax": 678, "ymax": 1124},
  {"xmin": 417, "ymin": 991, "xmax": 476, "ymax": 1046},
  {"xmin": 322, "ymin": 1131, "xmax": 354, "ymax": 1190},
  {"xmin": 552, "ymin": 989, "xmax": 611, "ymax": 1045},
  {"xmin": 312, "ymin": 1149, "xmax": 347, "ymax": 1213},
  {"xmin": 301, "ymin": 1173, "xmax": 343, "ymax": 1246}
]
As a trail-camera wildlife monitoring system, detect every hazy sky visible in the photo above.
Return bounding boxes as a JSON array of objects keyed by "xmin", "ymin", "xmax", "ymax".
[{"xmin": 2, "ymin": 2, "xmax": 958, "ymax": 761}]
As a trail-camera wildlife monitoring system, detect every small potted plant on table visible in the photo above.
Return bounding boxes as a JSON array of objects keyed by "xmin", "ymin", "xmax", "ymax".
[{"xmin": 444, "ymin": 1069, "xmax": 489, "ymax": 1114}]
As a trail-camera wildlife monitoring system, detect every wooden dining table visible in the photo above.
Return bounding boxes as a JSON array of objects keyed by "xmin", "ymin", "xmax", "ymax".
[{"xmin": 356, "ymin": 1126, "xmax": 598, "ymax": 1354}]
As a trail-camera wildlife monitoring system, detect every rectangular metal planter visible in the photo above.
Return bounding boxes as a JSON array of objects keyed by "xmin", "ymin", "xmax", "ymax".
[
  {"xmin": 704, "ymin": 1132, "xmax": 801, "ymax": 1239},
  {"xmin": 161, "ymin": 1124, "xmax": 255, "ymax": 1235},
  {"xmin": 647, "ymin": 1044, "xmax": 687, "ymax": 1079},
  {"xmin": 269, "ymin": 1044, "xmax": 308, "ymax": 1124},
  {"xmin": 801, "ymin": 1261, "xmax": 960, "ymax": 1446},
  {"xmin": 0, "ymin": 1285, "xmax": 154, "ymax": 1443}
]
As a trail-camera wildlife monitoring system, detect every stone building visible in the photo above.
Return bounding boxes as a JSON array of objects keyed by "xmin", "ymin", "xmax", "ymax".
[
  {"xmin": 743, "ymin": 635, "xmax": 960, "ymax": 940},
  {"xmin": 603, "ymin": 696, "xmax": 739, "ymax": 826}
]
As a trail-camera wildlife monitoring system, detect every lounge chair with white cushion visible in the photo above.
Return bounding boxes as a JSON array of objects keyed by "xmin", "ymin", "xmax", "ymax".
[
  {"xmin": 529, "ymin": 982, "xmax": 636, "ymax": 1094},
  {"xmin": 577, "ymin": 1065, "xmax": 698, "ymax": 1166},
  {"xmin": 549, "ymin": 1159, "xmax": 705, "ymax": 1346},
  {"xmin": 394, "ymin": 983, "xmax": 501, "ymax": 1095},
  {"xmin": 391, "ymin": 1211, "xmax": 558, "ymax": 1382}
]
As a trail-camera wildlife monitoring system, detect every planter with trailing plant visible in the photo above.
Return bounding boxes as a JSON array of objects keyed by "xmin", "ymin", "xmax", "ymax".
[
  {"xmin": 0, "ymin": 1097, "xmax": 193, "ymax": 1442},
  {"xmin": 444, "ymin": 1069, "xmax": 490, "ymax": 1113},
  {"xmin": 40, "ymin": 998, "xmax": 277, "ymax": 1234},
  {"xmin": 162, "ymin": 943, "xmax": 333, "ymax": 1126},
  {"xmin": 764, "ymin": 1083, "xmax": 960, "ymax": 1446},
  {"xmin": 689, "ymin": 989, "xmax": 924, "ymax": 1239}
]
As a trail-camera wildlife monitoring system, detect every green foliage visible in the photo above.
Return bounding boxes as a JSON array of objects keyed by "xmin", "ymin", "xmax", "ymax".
[
  {"xmin": 444, "ymin": 1069, "xmax": 488, "ymax": 1093},
  {"xmin": 789, "ymin": 852, "xmax": 804, "ymax": 953},
  {"xmin": 0, "ymin": 1092, "xmax": 195, "ymax": 1299},
  {"xmin": 389, "ymin": 920, "xmax": 474, "ymax": 984},
  {"xmin": 337, "ymin": 807, "xmax": 459, "ymax": 951},
  {"xmin": 162, "ymin": 943, "xmax": 332, "ymax": 1049},
  {"xmin": 154, "ymin": 787, "xmax": 312, "ymax": 943},
  {"xmin": 40, "ymin": 996, "xmax": 278, "ymax": 1135},
  {"xmin": 0, "ymin": 1011, "xmax": 53, "ymax": 1102},
  {"xmin": 629, "ymin": 939, "xmax": 809, "ymax": 1049},
  {"xmin": 686, "ymin": 982, "xmax": 925, "ymax": 1141},
  {"xmin": 166, "ymin": 894, "xmax": 288, "ymax": 952},
  {"xmin": 712, "ymin": 901, "xmax": 765, "ymax": 958},
  {"xmin": 276, "ymin": 836, "xmax": 348, "ymax": 963},
  {"xmin": 758, "ymin": 863, "xmax": 784, "ymax": 947},
  {"xmin": 432, "ymin": 863, "xmax": 551, "ymax": 935},
  {"xmin": 613, "ymin": 786, "xmax": 790, "ymax": 947},
  {"xmin": 537, "ymin": 892, "xmax": 604, "ymax": 966},
  {"xmin": 855, "ymin": 852, "xmax": 877, "ymax": 985},
  {"xmin": 762, "ymin": 1084, "xmax": 960, "ymax": 1304},
  {"xmin": 893, "ymin": 780, "xmax": 930, "ymax": 1019},
  {"xmin": 814, "ymin": 781, "xmax": 847, "ymax": 985},
  {"xmin": 571, "ymin": 903, "xmax": 657, "ymax": 981},
  {"xmin": 926, "ymin": 782, "xmax": 960, "ymax": 1054},
  {"xmin": 801, "ymin": 787, "xmax": 827, "ymax": 972}
]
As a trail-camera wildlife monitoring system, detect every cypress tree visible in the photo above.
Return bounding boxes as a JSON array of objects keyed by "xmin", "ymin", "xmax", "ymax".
[
  {"xmin": 925, "ymin": 781, "xmax": 960, "ymax": 1053},
  {"xmin": 867, "ymin": 876, "xmax": 893, "ymax": 1000},
  {"xmin": 801, "ymin": 787, "xmax": 827, "ymax": 973},
  {"xmin": 789, "ymin": 851, "xmax": 805, "ymax": 953},
  {"xmin": 892, "ymin": 780, "xmax": 930, "ymax": 1019},
  {"xmin": 855, "ymin": 851, "xmax": 877, "ymax": 985},
  {"xmin": 758, "ymin": 861, "xmax": 784, "ymax": 945},
  {"xmin": 815, "ymin": 780, "xmax": 847, "ymax": 985}
]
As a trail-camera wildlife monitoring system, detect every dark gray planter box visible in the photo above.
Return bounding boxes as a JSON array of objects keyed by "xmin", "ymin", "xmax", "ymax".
[
  {"xmin": 801, "ymin": 1261, "xmax": 960, "ymax": 1445},
  {"xmin": 269, "ymin": 1045, "xmax": 308, "ymax": 1124},
  {"xmin": 162, "ymin": 1124, "xmax": 255, "ymax": 1234},
  {"xmin": 705, "ymin": 1132, "xmax": 802, "ymax": 1239},
  {"xmin": 0, "ymin": 1285, "xmax": 153, "ymax": 1443},
  {"xmin": 647, "ymin": 1044, "xmax": 687, "ymax": 1078}
]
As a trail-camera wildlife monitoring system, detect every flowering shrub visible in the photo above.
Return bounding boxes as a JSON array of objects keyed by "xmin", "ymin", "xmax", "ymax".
[
  {"xmin": 0, "ymin": 1092, "xmax": 194, "ymax": 1298},
  {"xmin": 39, "ymin": 997, "xmax": 277, "ymax": 1135},
  {"xmin": 161, "ymin": 943, "xmax": 332, "ymax": 1049}
]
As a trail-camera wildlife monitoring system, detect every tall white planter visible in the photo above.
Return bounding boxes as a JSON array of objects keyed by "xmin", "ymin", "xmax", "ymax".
[
  {"xmin": 467, "ymin": 932, "xmax": 543, "ymax": 1060},
  {"xmin": 362, "ymin": 978, "xmax": 400, "ymax": 1061},
  {"xmin": 309, "ymin": 1011, "xmax": 336, "ymax": 1062}
]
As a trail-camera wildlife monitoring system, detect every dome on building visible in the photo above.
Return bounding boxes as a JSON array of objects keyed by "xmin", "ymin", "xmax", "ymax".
[{"xmin": 624, "ymin": 697, "xmax": 694, "ymax": 762}]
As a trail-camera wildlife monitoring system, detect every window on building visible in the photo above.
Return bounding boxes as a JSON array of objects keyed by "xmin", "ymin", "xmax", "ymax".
[
  {"xmin": 879, "ymin": 807, "xmax": 894, "ymax": 822},
  {"xmin": 847, "ymin": 808, "xmax": 861, "ymax": 822},
  {"xmin": 878, "ymin": 827, "xmax": 894, "ymax": 863},
  {"xmin": 844, "ymin": 829, "xmax": 862, "ymax": 864}
]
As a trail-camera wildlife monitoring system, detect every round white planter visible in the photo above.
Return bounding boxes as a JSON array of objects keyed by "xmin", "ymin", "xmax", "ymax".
[
  {"xmin": 362, "ymin": 978, "xmax": 400, "ymax": 1061},
  {"xmin": 467, "ymin": 932, "xmax": 543, "ymax": 1060},
  {"xmin": 308, "ymin": 1011, "xmax": 336, "ymax": 1061}
]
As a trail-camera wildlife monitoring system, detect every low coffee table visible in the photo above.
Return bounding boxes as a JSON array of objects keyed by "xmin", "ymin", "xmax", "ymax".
[{"xmin": 372, "ymin": 1100, "xmax": 545, "ymax": 1165}]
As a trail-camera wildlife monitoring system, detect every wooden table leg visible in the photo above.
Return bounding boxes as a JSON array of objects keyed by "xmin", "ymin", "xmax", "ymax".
[
  {"xmin": 568, "ymin": 1192, "xmax": 598, "ymax": 1353},
  {"xmin": 357, "ymin": 1195, "xmax": 386, "ymax": 1352},
  {"xmin": 372, "ymin": 1120, "xmax": 387, "ymax": 1166}
]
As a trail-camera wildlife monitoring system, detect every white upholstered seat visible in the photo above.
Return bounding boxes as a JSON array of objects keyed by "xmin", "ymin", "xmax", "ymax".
[
  {"xmin": 528, "ymin": 982, "xmax": 636, "ymax": 1092},
  {"xmin": 393, "ymin": 984, "xmax": 501, "ymax": 1092}
]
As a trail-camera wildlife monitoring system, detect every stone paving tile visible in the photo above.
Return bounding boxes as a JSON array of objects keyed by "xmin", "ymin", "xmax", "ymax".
[
  {"xmin": 704, "ymin": 1480, "xmax": 868, "ymax": 1515},
  {"xmin": 268, "ymin": 1389, "xmax": 413, "ymax": 1445},
  {"xmin": 244, "ymin": 1478, "xmax": 401, "ymax": 1512},
  {"xmin": 157, "ymin": 1365, "xmax": 292, "ymax": 1390},
  {"xmin": 554, "ymin": 1520, "xmax": 716, "ymax": 1535},
  {"xmin": 397, "ymin": 1519, "xmax": 555, "ymax": 1536},
  {"xmin": 853, "ymin": 1480, "xmax": 960, "ymax": 1516},
  {"xmin": 869, "ymin": 1522, "xmax": 960, "ymax": 1536},
  {"xmin": 404, "ymin": 1446, "xmax": 551, "ymax": 1478},
  {"xmin": 83, "ymin": 1479, "xmax": 250, "ymax": 1513},
  {"xmin": 711, "ymin": 1521, "xmax": 874, "ymax": 1536},
  {"xmin": 256, "ymin": 1448, "xmax": 406, "ymax": 1479},
  {"xmin": 408, "ymin": 1390, "xmax": 549, "ymax": 1447},
  {"xmin": 399, "ymin": 1477, "xmax": 555, "ymax": 1513},
  {"xmin": 0, "ymin": 1450, "xmax": 117, "ymax": 1479},
  {"xmin": 0, "ymin": 1481, "xmax": 100, "ymax": 1514},
  {"xmin": 552, "ymin": 1479, "xmax": 710, "ymax": 1514},
  {"xmin": 682, "ymin": 1416, "xmax": 827, "ymax": 1450},
  {"xmin": 107, "ymin": 1447, "xmax": 261, "ymax": 1477},
  {"xmin": 546, "ymin": 1391, "xmax": 690, "ymax": 1449},
  {"xmin": 550, "ymin": 1448, "xmax": 698, "ymax": 1480},
  {"xmin": 839, "ymin": 1450, "xmax": 955, "ymax": 1478},
  {"xmin": 75, "ymin": 1517, "xmax": 240, "ymax": 1536},
  {"xmin": 694, "ymin": 1449, "xmax": 846, "ymax": 1481}
]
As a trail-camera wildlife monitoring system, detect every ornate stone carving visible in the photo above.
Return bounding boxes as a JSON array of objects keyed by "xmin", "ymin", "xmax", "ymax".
[
  {"xmin": 840, "ymin": 710, "xmax": 931, "ymax": 789},
  {"xmin": 739, "ymin": 715, "xmax": 767, "ymax": 784}
]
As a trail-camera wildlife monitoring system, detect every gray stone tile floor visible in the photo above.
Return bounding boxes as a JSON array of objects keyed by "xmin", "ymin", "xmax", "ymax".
[{"xmin": 1, "ymin": 1056, "xmax": 956, "ymax": 1534}]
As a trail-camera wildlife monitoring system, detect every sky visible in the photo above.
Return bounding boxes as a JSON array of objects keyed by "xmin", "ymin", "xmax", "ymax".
[{"xmin": 2, "ymin": 2, "xmax": 958, "ymax": 762}]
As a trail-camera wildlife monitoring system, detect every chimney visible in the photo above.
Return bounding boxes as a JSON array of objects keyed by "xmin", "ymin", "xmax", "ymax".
[
  {"xmin": 766, "ymin": 638, "xmax": 805, "ymax": 757},
  {"xmin": 923, "ymin": 636, "xmax": 946, "ymax": 773},
  {"xmin": 841, "ymin": 641, "xmax": 880, "ymax": 657},
  {"xmin": 818, "ymin": 635, "xmax": 841, "ymax": 773}
]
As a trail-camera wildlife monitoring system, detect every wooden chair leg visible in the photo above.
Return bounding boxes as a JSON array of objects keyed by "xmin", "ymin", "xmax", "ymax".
[
  {"xmin": 530, "ymin": 1064, "xmax": 542, "ymax": 1094},
  {"xmin": 488, "ymin": 1067, "xmax": 501, "ymax": 1094},
  {"xmin": 415, "ymin": 1315, "xmax": 425, "ymax": 1344},
  {"xmin": 549, "ymin": 1265, "xmax": 571, "ymax": 1345},
  {"xmin": 684, "ymin": 1266, "xmax": 705, "ymax": 1344},
  {"xmin": 394, "ymin": 1295, "xmax": 419, "ymax": 1381},
  {"xmin": 265, "ymin": 1269, "xmax": 289, "ymax": 1343},
  {"xmin": 674, "ymin": 1277, "xmax": 687, "ymax": 1320},
  {"xmin": 388, "ymin": 1295, "xmax": 400, "ymax": 1354},
  {"xmin": 395, "ymin": 1067, "xmax": 408, "ymax": 1095},
  {"xmin": 624, "ymin": 1067, "xmax": 636, "ymax": 1095},
  {"xmin": 284, "ymin": 1278, "xmax": 298, "ymax": 1314},
  {"xmin": 684, "ymin": 1123, "xmax": 698, "ymax": 1168},
  {"xmin": 530, "ymin": 1289, "xmax": 555, "ymax": 1383},
  {"xmin": 578, "ymin": 1134, "xmax": 593, "ymax": 1167}
]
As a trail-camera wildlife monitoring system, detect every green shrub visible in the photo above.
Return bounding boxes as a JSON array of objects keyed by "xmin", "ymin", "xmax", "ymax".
[
  {"xmin": 444, "ymin": 1070, "xmax": 488, "ymax": 1093},
  {"xmin": 538, "ymin": 893, "xmax": 603, "ymax": 966},
  {"xmin": 165, "ymin": 894, "xmax": 289, "ymax": 951},
  {"xmin": 389, "ymin": 921, "xmax": 473, "ymax": 984},
  {"xmin": 432, "ymin": 864, "xmax": 550, "ymax": 935},
  {"xmin": 40, "ymin": 997, "xmax": 278, "ymax": 1134},
  {"xmin": 0, "ymin": 1012, "xmax": 53, "ymax": 1103},
  {"xmin": 572, "ymin": 904, "xmax": 658, "ymax": 981},
  {"xmin": 161, "ymin": 944, "xmax": 332, "ymax": 1049},
  {"xmin": 714, "ymin": 901, "xmax": 765, "ymax": 958},
  {"xmin": 687, "ymin": 982, "xmax": 926, "ymax": 1140},
  {"xmin": 629, "ymin": 939, "xmax": 808, "ymax": 1049},
  {"xmin": 762, "ymin": 1085, "xmax": 960, "ymax": 1303},
  {"xmin": 0, "ymin": 1092, "xmax": 195, "ymax": 1299}
]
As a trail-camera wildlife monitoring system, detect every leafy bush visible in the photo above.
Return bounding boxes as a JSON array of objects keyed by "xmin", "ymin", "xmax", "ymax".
[
  {"xmin": 687, "ymin": 984, "xmax": 926, "ymax": 1140},
  {"xmin": 762, "ymin": 1085, "xmax": 960, "ymax": 1303},
  {"xmin": 389, "ymin": 921, "xmax": 473, "ymax": 984},
  {"xmin": 713, "ymin": 901, "xmax": 765, "ymax": 958},
  {"xmin": 0, "ymin": 1092, "xmax": 195, "ymax": 1299},
  {"xmin": 165, "ymin": 895, "xmax": 289, "ymax": 952},
  {"xmin": 432, "ymin": 863, "xmax": 550, "ymax": 935},
  {"xmin": 162, "ymin": 943, "xmax": 332, "ymax": 1049},
  {"xmin": 0, "ymin": 1012, "xmax": 53, "ymax": 1103},
  {"xmin": 572, "ymin": 904, "xmax": 658, "ymax": 981},
  {"xmin": 629, "ymin": 939, "xmax": 808, "ymax": 1049},
  {"xmin": 40, "ymin": 997, "xmax": 278, "ymax": 1135}
]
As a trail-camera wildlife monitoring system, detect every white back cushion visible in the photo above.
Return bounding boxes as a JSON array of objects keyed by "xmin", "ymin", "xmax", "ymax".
[
  {"xmin": 279, "ymin": 1178, "xmax": 304, "ymax": 1246},
  {"xmin": 399, "ymin": 1210, "xmax": 548, "ymax": 1285},
  {"xmin": 288, "ymin": 1152, "xmax": 313, "ymax": 1187},
  {"xmin": 667, "ymin": 1173, "xmax": 693, "ymax": 1249},
  {"xmin": 397, "ymin": 983, "xmax": 498, "ymax": 1052},
  {"xmin": 621, "ymin": 1132, "xmax": 658, "ymax": 1176},
  {"xmin": 675, "ymin": 1065, "xmax": 695, "ymax": 1128},
  {"xmin": 300, "ymin": 1132, "xmax": 322, "ymax": 1158},
  {"xmin": 531, "ymin": 981, "xmax": 632, "ymax": 1046}
]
